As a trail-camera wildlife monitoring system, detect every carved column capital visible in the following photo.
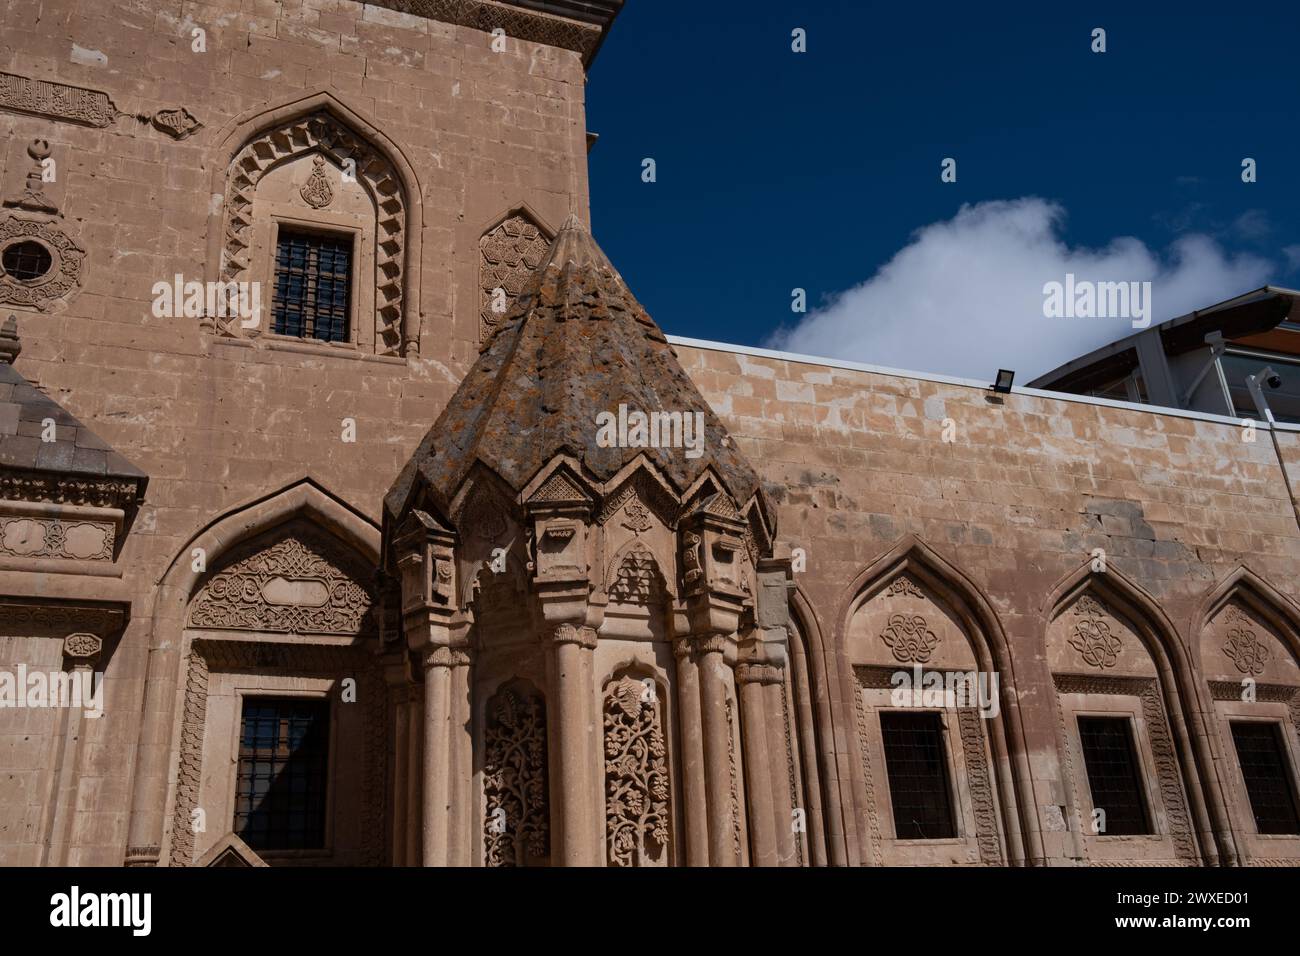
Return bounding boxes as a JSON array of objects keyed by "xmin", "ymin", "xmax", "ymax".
[
  {"xmin": 545, "ymin": 622, "xmax": 598, "ymax": 649},
  {"xmin": 422, "ymin": 645, "xmax": 471, "ymax": 670},
  {"xmin": 693, "ymin": 633, "xmax": 732, "ymax": 656},
  {"xmin": 735, "ymin": 662, "xmax": 783, "ymax": 686},
  {"xmin": 62, "ymin": 632, "xmax": 102, "ymax": 666}
]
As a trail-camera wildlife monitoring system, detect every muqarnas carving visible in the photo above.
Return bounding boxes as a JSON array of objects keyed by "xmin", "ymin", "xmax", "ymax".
[
  {"xmin": 479, "ymin": 212, "xmax": 550, "ymax": 344},
  {"xmin": 608, "ymin": 543, "xmax": 666, "ymax": 605},
  {"xmin": 604, "ymin": 675, "xmax": 670, "ymax": 866},
  {"xmin": 0, "ymin": 216, "xmax": 86, "ymax": 311},
  {"xmin": 483, "ymin": 684, "xmax": 549, "ymax": 866}
]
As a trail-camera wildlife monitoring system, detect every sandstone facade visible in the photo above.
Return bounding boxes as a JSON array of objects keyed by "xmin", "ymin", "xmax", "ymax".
[{"xmin": 1, "ymin": 0, "xmax": 1298, "ymax": 868}]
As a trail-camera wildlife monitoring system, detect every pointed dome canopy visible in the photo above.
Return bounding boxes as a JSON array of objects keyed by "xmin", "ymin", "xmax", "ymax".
[{"xmin": 385, "ymin": 215, "xmax": 768, "ymax": 526}]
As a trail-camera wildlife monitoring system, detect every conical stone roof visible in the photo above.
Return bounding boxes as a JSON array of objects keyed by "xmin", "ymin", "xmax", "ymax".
[{"xmin": 385, "ymin": 215, "xmax": 766, "ymax": 524}]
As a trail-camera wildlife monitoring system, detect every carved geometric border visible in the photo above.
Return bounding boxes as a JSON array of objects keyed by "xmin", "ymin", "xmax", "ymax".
[
  {"xmin": 169, "ymin": 639, "xmax": 386, "ymax": 867},
  {"xmin": 1053, "ymin": 673, "xmax": 1198, "ymax": 864},
  {"xmin": 853, "ymin": 665, "xmax": 1002, "ymax": 864},
  {"xmin": 218, "ymin": 111, "xmax": 407, "ymax": 353}
]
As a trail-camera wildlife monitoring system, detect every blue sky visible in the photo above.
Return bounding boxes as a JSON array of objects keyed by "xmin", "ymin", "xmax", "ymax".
[{"xmin": 585, "ymin": 1, "xmax": 1300, "ymax": 380}]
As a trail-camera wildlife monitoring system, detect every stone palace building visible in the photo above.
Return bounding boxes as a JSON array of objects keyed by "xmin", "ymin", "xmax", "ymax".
[{"xmin": 1, "ymin": 0, "xmax": 1299, "ymax": 868}]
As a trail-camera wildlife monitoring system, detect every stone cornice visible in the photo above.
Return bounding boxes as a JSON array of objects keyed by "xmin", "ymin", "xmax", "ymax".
[{"xmin": 367, "ymin": 0, "xmax": 610, "ymax": 65}]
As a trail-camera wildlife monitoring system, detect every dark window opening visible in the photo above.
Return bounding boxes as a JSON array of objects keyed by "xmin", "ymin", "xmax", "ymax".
[
  {"xmin": 234, "ymin": 698, "xmax": 330, "ymax": 851},
  {"xmin": 1, "ymin": 241, "xmax": 52, "ymax": 281},
  {"xmin": 1230, "ymin": 721, "xmax": 1300, "ymax": 835},
  {"xmin": 272, "ymin": 229, "xmax": 352, "ymax": 342},
  {"xmin": 1077, "ymin": 715, "xmax": 1151, "ymax": 835},
  {"xmin": 879, "ymin": 711, "xmax": 956, "ymax": 839}
]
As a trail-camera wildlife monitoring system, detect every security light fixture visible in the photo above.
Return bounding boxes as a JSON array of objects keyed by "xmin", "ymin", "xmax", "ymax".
[
  {"xmin": 1246, "ymin": 365, "xmax": 1282, "ymax": 424},
  {"xmin": 992, "ymin": 369, "xmax": 1015, "ymax": 393}
]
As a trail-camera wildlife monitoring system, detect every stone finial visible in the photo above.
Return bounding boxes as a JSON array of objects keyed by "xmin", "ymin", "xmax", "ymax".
[{"xmin": 0, "ymin": 315, "xmax": 20, "ymax": 364}]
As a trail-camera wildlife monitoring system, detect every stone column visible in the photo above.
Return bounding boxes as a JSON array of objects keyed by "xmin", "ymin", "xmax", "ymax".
[
  {"xmin": 736, "ymin": 661, "xmax": 779, "ymax": 866},
  {"xmin": 42, "ymin": 633, "xmax": 103, "ymax": 866},
  {"xmin": 547, "ymin": 623, "xmax": 601, "ymax": 866},
  {"xmin": 447, "ymin": 656, "xmax": 473, "ymax": 867},
  {"xmin": 697, "ymin": 634, "xmax": 741, "ymax": 866},
  {"xmin": 673, "ymin": 636, "xmax": 709, "ymax": 866},
  {"xmin": 390, "ymin": 686, "xmax": 409, "ymax": 867},
  {"xmin": 405, "ymin": 685, "xmax": 422, "ymax": 866},
  {"xmin": 763, "ymin": 674, "xmax": 798, "ymax": 866},
  {"xmin": 420, "ymin": 645, "xmax": 470, "ymax": 866}
]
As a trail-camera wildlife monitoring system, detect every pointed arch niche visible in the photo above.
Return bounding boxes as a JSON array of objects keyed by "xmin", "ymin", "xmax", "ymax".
[
  {"xmin": 162, "ymin": 481, "xmax": 386, "ymax": 868},
  {"xmin": 204, "ymin": 92, "xmax": 424, "ymax": 356},
  {"xmin": 1193, "ymin": 567, "xmax": 1300, "ymax": 864},
  {"xmin": 1044, "ymin": 566, "xmax": 1208, "ymax": 865},
  {"xmin": 839, "ymin": 537, "xmax": 1031, "ymax": 866}
]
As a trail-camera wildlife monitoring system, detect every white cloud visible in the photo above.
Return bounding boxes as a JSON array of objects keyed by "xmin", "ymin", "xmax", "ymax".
[{"xmin": 766, "ymin": 198, "xmax": 1273, "ymax": 381}]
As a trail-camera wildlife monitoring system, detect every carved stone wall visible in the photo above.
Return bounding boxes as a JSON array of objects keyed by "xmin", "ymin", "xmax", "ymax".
[
  {"xmin": 483, "ymin": 684, "xmax": 549, "ymax": 866},
  {"xmin": 603, "ymin": 674, "xmax": 670, "ymax": 866}
]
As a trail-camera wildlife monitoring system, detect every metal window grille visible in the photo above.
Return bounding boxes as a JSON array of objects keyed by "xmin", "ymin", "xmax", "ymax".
[
  {"xmin": 879, "ymin": 711, "xmax": 956, "ymax": 839},
  {"xmin": 1077, "ymin": 715, "xmax": 1151, "ymax": 835},
  {"xmin": 1, "ymin": 241, "xmax": 52, "ymax": 280},
  {"xmin": 272, "ymin": 229, "xmax": 352, "ymax": 342},
  {"xmin": 234, "ymin": 698, "xmax": 330, "ymax": 851},
  {"xmin": 1230, "ymin": 721, "xmax": 1300, "ymax": 835}
]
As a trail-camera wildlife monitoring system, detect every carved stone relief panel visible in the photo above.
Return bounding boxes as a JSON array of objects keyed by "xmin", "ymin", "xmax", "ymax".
[
  {"xmin": 847, "ymin": 574, "xmax": 976, "ymax": 671},
  {"xmin": 187, "ymin": 523, "xmax": 376, "ymax": 636},
  {"xmin": 1203, "ymin": 601, "xmax": 1300, "ymax": 686},
  {"xmin": 479, "ymin": 212, "xmax": 551, "ymax": 344},
  {"xmin": 0, "ymin": 516, "xmax": 113, "ymax": 562},
  {"xmin": 1047, "ymin": 594, "xmax": 1155, "ymax": 678},
  {"xmin": 482, "ymin": 683, "xmax": 549, "ymax": 866},
  {"xmin": 603, "ymin": 674, "xmax": 670, "ymax": 866},
  {"xmin": 0, "ymin": 72, "xmax": 119, "ymax": 127}
]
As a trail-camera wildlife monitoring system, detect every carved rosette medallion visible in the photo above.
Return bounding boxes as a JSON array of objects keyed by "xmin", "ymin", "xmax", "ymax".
[
  {"xmin": 483, "ymin": 686, "xmax": 549, "ymax": 866},
  {"xmin": 1222, "ymin": 606, "xmax": 1271, "ymax": 676},
  {"xmin": 299, "ymin": 155, "xmax": 334, "ymax": 209},
  {"xmin": 1067, "ymin": 596, "xmax": 1122, "ymax": 669},
  {"xmin": 879, "ymin": 612, "xmax": 940, "ymax": 663},
  {"xmin": 604, "ymin": 675, "xmax": 670, "ymax": 866},
  {"xmin": 0, "ymin": 215, "xmax": 86, "ymax": 311},
  {"xmin": 188, "ymin": 532, "xmax": 375, "ymax": 635},
  {"xmin": 479, "ymin": 213, "xmax": 550, "ymax": 343}
]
